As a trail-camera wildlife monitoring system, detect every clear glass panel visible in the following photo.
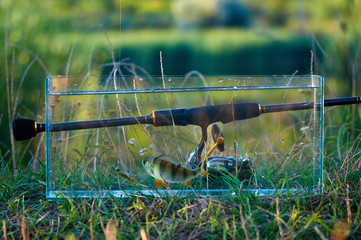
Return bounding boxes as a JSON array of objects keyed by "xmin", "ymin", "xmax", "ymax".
[{"xmin": 45, "ymin": 75, "xmax": 323, "ymax": 198}]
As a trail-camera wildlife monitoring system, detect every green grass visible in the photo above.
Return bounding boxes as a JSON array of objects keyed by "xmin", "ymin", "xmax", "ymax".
[{"xmin": 1, "ymin": 153, "xmax": 361, "ymax": 239}]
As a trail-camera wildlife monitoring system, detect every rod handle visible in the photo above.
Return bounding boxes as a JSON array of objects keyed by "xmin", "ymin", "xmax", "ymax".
[
  {"xmin": 13, "ymin": 119, "xmax": 39, "ymax": 141},
  {"xmin": 187, "ymin": 102, "xmax": 261, "ymax": 126}
]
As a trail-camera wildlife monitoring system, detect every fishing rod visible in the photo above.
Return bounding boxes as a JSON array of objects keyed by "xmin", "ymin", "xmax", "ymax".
[{"xmin": 13, "ymin": 96, "xmax": 361, "ymax": 141}]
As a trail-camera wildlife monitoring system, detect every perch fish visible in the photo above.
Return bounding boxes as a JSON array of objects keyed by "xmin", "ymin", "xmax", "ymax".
[
  {"xmin": 143, "ymin": 137, "xmax": 224, "ymax": 189},
  {"xmin": 142, "ymin": 156, "xmax": 208, "ymax": 188}
]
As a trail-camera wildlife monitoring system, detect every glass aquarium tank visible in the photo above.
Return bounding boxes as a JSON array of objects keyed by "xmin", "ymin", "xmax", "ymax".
[{"xmin": 45, "ymin": 75, "xmax": 323, "ymax": 198}]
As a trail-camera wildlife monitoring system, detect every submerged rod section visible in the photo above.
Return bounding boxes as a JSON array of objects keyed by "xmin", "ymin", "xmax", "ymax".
[{"xmin": 13, "ymin": 96, "xmax": 361, "ymax": 141}]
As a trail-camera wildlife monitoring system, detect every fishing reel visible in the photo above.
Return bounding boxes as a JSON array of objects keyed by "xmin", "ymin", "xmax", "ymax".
[
  {"xmin": 207, "ymin": 156, "xmax": 253, "ymax": 182},
  {"xmin": 186, "ymin": 123, "xmax": 254, "ymax": 182}
]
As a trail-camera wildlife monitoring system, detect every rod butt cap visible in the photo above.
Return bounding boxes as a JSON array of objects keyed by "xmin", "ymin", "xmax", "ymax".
[{"xmin": 13, "ymin": 119, "xmax": 37, "ymax": 141}]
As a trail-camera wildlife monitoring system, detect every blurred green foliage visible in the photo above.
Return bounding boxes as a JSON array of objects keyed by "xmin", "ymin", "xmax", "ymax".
[{"xmin": 1, "ymin": 0, "xmax": 360, "ymax": 163}]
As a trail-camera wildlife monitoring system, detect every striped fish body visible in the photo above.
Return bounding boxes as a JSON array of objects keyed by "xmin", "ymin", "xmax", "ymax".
[{"xmin": 142, "ymin": 156, "xmax": 207, "ymax": 185}]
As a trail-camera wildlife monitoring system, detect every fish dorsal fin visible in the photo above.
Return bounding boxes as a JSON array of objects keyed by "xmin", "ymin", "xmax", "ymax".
[{"xmin": 156, "ymin": 155, "xmax": 180, "ymax": 165}]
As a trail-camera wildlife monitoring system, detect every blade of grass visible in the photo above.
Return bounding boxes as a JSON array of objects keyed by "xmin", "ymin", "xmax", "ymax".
[{"xmin": 5, "ymin": 12, "xmax": 16, "ymax": 169}]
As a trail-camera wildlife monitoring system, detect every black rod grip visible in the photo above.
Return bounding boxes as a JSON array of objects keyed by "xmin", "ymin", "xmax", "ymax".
[
  {"xmin": 13, "ymin": 119, "xmax": 38, "ymax": 141},
  {"xmin": 12, "ymin": 115, "xmax": 154, "ymax": 141}
]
